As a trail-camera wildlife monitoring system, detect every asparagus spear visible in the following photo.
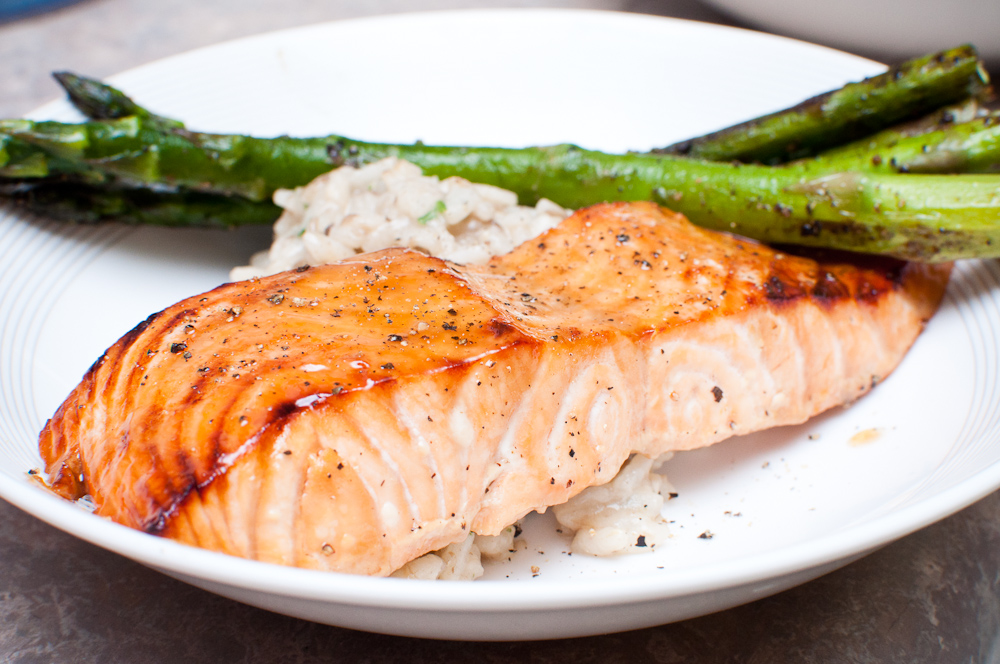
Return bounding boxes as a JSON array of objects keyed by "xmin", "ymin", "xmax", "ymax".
[
  {"xmin": 54, "ymin": 63, "xmax": 993, "ymax": 168},
  {"xmin": 49, "ymin": 67, "xmax": 1000, "ymax": 177},
  {"xmin": 6, "ymin": 112, "xmax": 998, "ymax": 199},
  {"xmin": 871, "ymin": 98, "xmax": 985, "ymax": 137},
  {"xmin": 793, "ymin": 112, "xmax": 1000, "ymax": 174},
  {"xmin": 53, "ymin": 63, "xmax": 991, "ymax": 172},
  {"xmin": 649, "ymin": 168, "xmax": 1000, "ymax": 262},
  {"xmin": 3, "ymin": 115, "xmax": 998, "ymax": 260},
  {"xmin": 3, "ymin": 180, "xmax": 280, "ymax": 227},
  {"xmin": 654, "ymin": 45, "xmax": 992, "ymax": 164},
  {"xmin": 0, "ymin": 116, "xmax": 335, "ymax": 200}
]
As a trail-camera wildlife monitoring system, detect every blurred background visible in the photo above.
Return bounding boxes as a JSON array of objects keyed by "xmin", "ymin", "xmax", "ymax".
[{"xmin": 1, "ymin": 0, "xmax": 997, "ymax": 117}]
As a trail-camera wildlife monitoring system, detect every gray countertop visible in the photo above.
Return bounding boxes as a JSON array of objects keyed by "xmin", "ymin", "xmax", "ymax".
[
  {"xmin": 4, "ymin": 489, "xmax": 999, "ymax": 662},
  {"xmin": 2, "ymin": 1, "xmax": 999, "ymax": 661}
]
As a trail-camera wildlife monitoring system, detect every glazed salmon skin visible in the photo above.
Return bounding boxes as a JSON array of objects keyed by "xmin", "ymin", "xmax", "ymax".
[{"xmin": 39, "ymin": 202, "xmax": 950, "ymax": 576}]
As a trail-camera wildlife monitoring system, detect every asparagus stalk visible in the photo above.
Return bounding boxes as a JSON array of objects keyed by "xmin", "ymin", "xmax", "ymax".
[
  {"xmin": 0, "ymin": 116, "xmax": 335, "ymax": 200},
  {"xmin": 5, "ymin": 112, "xmax": 998, "ymax": 200},
  {"xmin": 870, "ymin": 98, "xmax": 985, "ymax": 137},
  {"xmin": 654, "ymin": 45, "xmax": 992, "ymax": 164},
  {"xmin": 3, "ymin": 180, "xmax": 280, "ymax": 227},
  {"xmin": 649, "ymin": 167, "xmax": 1000, "ymax": 262},
  {"xmin": 49, "ymin": 68, "xmax": 1000, "ymax": 176},
  {"xmin": 3, "ymin": 116, "xmax": 998, "ymax": 260},
  {"xmin": 794, "ymin": 112, "xmax": 1000, "ymax": 174},
  {"xmin": 54, "ymin": 63, "xmax": 993, "ymax": 169}
]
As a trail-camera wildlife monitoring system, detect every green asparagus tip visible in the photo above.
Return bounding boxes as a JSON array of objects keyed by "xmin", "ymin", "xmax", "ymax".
[
  {"xmin": 655, "ymin": 44, "xmax": 991, "ymax": 165},
  {"xmin": 52, "ymin": 71, "xmax": 185, "ymax": 131}
]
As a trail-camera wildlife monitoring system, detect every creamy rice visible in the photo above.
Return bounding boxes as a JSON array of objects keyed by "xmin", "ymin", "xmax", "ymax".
[
  {"xmin": 553, "ymin": 454, "xmax": 674, "ymax": 556},
  {"xmin": 231, "ymin": 157, "xmax": 570, "ymax": 280},
  {"xmin": 236, "ymin": 158, "xmax": 674, "ymax": 579},
  {"xmin": 394, "ymin": 452, "xmax": 675, "ymax": 579},
  {"xmin": 390, "ymin": 527, "xmax": 518, "ymax": 581}
]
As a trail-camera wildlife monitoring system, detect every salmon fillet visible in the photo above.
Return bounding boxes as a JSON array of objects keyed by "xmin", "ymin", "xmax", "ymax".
[{"xmin": 39, "ymin": 202, "xmax": 950, "ymax": 575}]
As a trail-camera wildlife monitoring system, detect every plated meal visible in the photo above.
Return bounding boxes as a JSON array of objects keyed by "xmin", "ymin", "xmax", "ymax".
[{"xmin": 1, "ymin": 11, "xmax": 999, "ymax": 639}]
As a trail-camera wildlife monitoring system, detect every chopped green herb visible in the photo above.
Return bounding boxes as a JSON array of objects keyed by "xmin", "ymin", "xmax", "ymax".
[{"xmin": 418, "ymin": 200, "xmax": 446, "ymax": 224}]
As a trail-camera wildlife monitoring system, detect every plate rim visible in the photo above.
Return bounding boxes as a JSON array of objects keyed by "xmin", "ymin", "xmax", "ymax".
[
  {"xmin": 27, "ymin": 7, "xmax": 888, "ymax": 121},
  {"xmin": 4, "ymin": 450, "xmax": 1000, "ymax": 611},
  {"xmin": 1, "ymin": 6, "xmax": 995, "ymax": 623}
]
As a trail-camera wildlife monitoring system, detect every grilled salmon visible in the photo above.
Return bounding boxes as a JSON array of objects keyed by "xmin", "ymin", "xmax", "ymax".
[{"xmin": 39, "ymin": 202, "xmax": 950, "ymax": 575}]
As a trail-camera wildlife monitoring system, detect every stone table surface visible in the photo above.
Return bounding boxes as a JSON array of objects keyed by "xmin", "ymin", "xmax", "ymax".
[{"xmin": 2, "ymin": 1, "xmax": 999, "ymax": 662}]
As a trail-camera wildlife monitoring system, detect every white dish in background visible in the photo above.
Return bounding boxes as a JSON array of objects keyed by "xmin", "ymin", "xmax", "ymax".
[
  {"xmin": 699, "ymin": 0, "xmax": 1000, "ymax": 61},
  {"xmin": 1, "ymin": 9, "xmax": 999, "ymax": 641}
]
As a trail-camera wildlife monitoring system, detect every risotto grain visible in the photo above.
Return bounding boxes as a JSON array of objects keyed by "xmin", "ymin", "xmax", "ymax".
[{"xmin": 231, "ymin": 157, "xmax": 570, "ymax": 280}]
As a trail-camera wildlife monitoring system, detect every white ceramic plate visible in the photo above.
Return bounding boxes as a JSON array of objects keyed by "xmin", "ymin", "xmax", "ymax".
[{"xmin": 1, "ymin": 9, "xmax": 998, "ymax": 641}]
